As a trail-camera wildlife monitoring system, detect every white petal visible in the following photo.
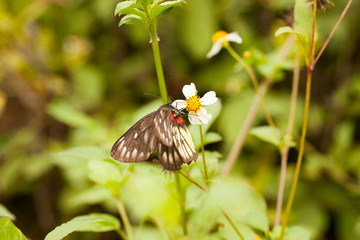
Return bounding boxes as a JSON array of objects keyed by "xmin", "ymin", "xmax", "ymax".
[
  {"xmin": 206, "ymin": 41, "xmax": 223, "ymax": 58},
  {"xmin": 172, "ymin": 100, "xmax": 186, "ymax": 110},
  {"xmin": 200, "ymin": 91, "xmax": 218, "ymax": 105},
  {"xmin": 198, "ymin": 108, "xmax": 212, "ymax": 124},
  {"xmin": 182, "ymin": 83, "xmax": 197, "ymax": 98},
  {"xmin": 188, "ymin": 114, "xmax": 201, "ymax": 125},
  {"xmin": 225, "ymin": 32, "xmax": 242, "ymax": 44}
]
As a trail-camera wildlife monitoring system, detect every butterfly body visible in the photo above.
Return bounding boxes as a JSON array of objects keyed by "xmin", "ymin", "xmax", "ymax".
[{"xmin": 111, "ymin": 103, "xmax": 198, "ymax": 171}]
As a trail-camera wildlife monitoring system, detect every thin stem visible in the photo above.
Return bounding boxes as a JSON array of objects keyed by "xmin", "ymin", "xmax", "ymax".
[
  {"xmin": 199, "ymin": 125, "xmax": 208, "ymax": 182},
  {"xmin": 151, "ymin": 215, "xmax": 170, "ymax": 240},
  {"xmin": 224, "ymin": 44, "xmax": 279, "ymax": 142},
  {"xmin": 116, "ymin": 229, "xmax": 128, "ymax": 240},
  {"xmin": 280, "ymin": 70, "xmax": 312, "ymax": 240},
  {"xmin": 309, "ymin": 0, "xmax": 317, "ymax": 66},
  {"xmin": 116, "ymin": 199, "xmax": 134, "ymax": 240},
  {"xmin": 149, "ymin": 23, "xmax": 168, "ymax": 104},
  {"xmin": 177, "ymin": 170, "xmax": 208, "ymax": 192},
  {"xmin": 274, "ymin": 49, "xmax": 300, "ymax": 226},
  {"xmin": 280, "ymin": 1, "xmax": 317, "ymax": 237},
  {"xmin": 312, "ymin": 0, "xmax": 353, "ymax": 68},
  {"xmin": 220, "ymin": 208, "xmax": 245, "ymax": 240},
  {"xmin": 177, "ymin": 170, "xmax": 244, "ymax": 239},
  {"xmin": 175, "ymin": 173, "xmax": 187, "ymax": 236},
  {"xmin": 221, "ymin": 81, "xmax": 270, "ymax": 177}
]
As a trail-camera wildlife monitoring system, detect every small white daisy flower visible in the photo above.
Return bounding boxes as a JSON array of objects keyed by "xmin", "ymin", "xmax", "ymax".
[
  {"xmin": 206, "ymin": 30, "xmax": 242, "ymax": 58},
  {"xmin": 172, "ymin": 83, "xmax": 218, "ymax": 124}
]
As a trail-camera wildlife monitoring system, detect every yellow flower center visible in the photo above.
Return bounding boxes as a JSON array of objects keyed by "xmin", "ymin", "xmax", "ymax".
[
  {"xmin": 185, "ymin": 95, "xmax": 202, "ymax": 113},
  {"xmin": 212, "ymin": 30, "xmax": 228, "ymax": 43}
]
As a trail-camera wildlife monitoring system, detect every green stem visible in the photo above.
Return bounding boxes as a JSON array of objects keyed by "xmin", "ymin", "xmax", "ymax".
[
  {"xmin": 177, "ymin": 170, "xmax": 207, "ymax": 192},
  {"xmin": 274, "ymin": 49, "xmax": 300, "ymax": 227},
  {"xmin": 224, "ymin": 44, "xmax": 279, "ymax": 142},
  {"xmin": 199, "ymin": 125, "xmax": 208, "ymax": 182},
  {"xmin": 151, "ymin": 215, "xmax": 170, "ymax": 240},
  {"xmin": 116, "ymin": 199, "xmax": 134, "ymax": 240},
  {"xmin": 175, "ymin": 172, "xmax": 187, "ymax": 236},
  {"xmin": 220, "ymin": 208, "xmax": 245, "ymax": 240},
  {"xmin": 279, "ymin": 70, "xmax": 312, "ymax": 240},
  {"xmin": 280, "ymin": 2, "xmax": 316, "ymax": 238},
  {"xmin": 149, "ymin": 23, "xmax": 168, "ymax": 104},
  {"xmin": 177, "ymin": 170, "xmax": 243, "ymax": 239},
  {"xmin": 116, "ymin": 229, "xmax": 129, "ymax": 240}
]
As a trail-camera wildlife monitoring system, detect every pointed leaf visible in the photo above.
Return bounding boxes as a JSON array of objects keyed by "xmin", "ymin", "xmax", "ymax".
[
  {"xmin": 47, "ymin": 100, "xmax": 96, "ymax": 129},
  {"xmin": 118, "ymin": 14, "xmax": 142, "ymax": 27},
  {"xmin": 274, "ymin": 26, "xmax": 297, "ymax": 37},
  {"xmin": 0, "ymin": 217, "xmax": 27, "ymax": 240},
  {"xmin": 0, "ymin": 204, "xmax": 16, "ymax": 220},
  {"xmin": 250, "ymin": 126, "xmax": 281, "ymax": 147},
  {"xmin": 151, "ymin": 0, "xmax": 186, "ymax": 19},
  {"xmin": 76, "ymin": 213, "xmax": 120, "ymax": 232},
  {"xmin": 44, "ymin": 214, "xmax": 120, "ymax": 240},
  {"xmin": 271, "ymin": 225, "xmax": 311, "ymax": 240},
  {"xmin": 114, "ymin": 1, "xmax": 136, "ymax": 16}
]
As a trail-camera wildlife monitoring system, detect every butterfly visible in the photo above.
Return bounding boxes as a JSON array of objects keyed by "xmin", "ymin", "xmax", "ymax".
[{"xmin": 110, "ymin": 102, "xmax": 198, "ymax": 171}]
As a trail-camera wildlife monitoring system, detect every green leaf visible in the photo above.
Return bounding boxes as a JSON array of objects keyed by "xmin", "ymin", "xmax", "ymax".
[
  {"xmin": 272, "ymin": 225, "xmax": 311, "ymax": 240},
  {"xmin": 151, "ymin": 0, "xmax": 165, "ymax": 7},
  {"xmin": 58, "ymin": 146, "xmax": 108, "ymax": 161},
  {"xmin": 242, "ymin": 211, "xmax": 269, "ymax": 232},
  {"xmin": 151, "ymin": 0, "xmax": 186, "ymax": 19},
  {"xmin": 274, "ymin": 26, "xmax": 307, "ymax": 54},
  {"xmin": 121, "ymin": 165, "xmax": 181, "ymax": 223},
  {"xmin": 0, "ymin": 204, "xmax": 16, "ymax": 220},
  {"xmin": 118, "ymin": 14, "xmax": 142, "ymax": 27},
  {"xmin": 294, "ymin": 0, "xmax": 312, "ymax": 42},
  {"xmin": 250, "ymin": 126, "xmax": 281, "ymax": 147},
  {"xmin": 47, "ymin": 99, "xmax": 96, "ymax": 129},
  {"xmin": 59, "ymin": 186, "xmax": 113, "ymax": 215},
  {"xmin": 44, "ymin": 214, "xmax": 120, "ymax": 240},
  {"xmin": 204, "ymin": 132, "xmax": 222, "ymax": 145},
  {"xmin": 76, "ymin": 213, "xmax": 120, "ymax": 232},
  {"xmin": 114, "ymin": 1, "xmax": 136, "ymax": 16},
  {"xmin": 0, "ymin": 217, "xmax": 27, "ymax": 240},
  {"xmin": 274, "ymin": 0, "xmax": 313, "ymax": 64},
  {"xmin": 274, "ymin": 26, "xmax": 297, "ymax": 37},
  {"xmin": 87, "ymin": 159, "xmax": 122, "ymax": 186}
]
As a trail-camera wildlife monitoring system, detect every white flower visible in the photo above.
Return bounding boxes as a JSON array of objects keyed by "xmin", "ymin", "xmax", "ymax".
[
  {"xmin": 172, "ymin": 83, "xmax": 218, "ymax": 124},
  {"xmin": 206, "ymin": 30, "xmax": 242, "ymax": 58}
]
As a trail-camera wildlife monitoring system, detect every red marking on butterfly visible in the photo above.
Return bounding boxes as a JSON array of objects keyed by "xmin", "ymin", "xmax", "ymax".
[{"xmin": 170, "ymin": 111, "xmax": 184, "ymax": 124}]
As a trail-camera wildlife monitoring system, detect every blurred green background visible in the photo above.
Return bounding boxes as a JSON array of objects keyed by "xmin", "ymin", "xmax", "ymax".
[{"xmin": 1, "ymin": 0, "xmax": 360, "ymax": 239}]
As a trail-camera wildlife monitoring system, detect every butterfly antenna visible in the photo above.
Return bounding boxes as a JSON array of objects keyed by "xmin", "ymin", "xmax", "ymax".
[{"xmin": 144, "ymin": 93, "xmax": 161, "ymax": 99}]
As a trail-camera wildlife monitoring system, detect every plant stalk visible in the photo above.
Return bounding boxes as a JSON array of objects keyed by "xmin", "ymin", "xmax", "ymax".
[
  {"xmin": 177, "ymin": 170, "xmax": 208, "ymax": 192},
  {"xmin": 312, "ymin": 0, "xmax": 353, "ymax": 67},
  {"xmin": 199, "ymin": 125, "xmax": 208, "ymax": 182},
  {"xmin": 279, "ymin": 70, "xmax": 312, "ymax": 239},
  {"xmin": 224, "ymin": 44, "xmax": 279, "ymax": 142},
  {"xmin": 175, "ymin": 173, "xmax": 188, "ymax": 236},
  {"xmin": 149, "ymin": 24, "xmax": 168, "ymax": 104},
  {"xmin": 177, "ymin": 170, "xmax": 243, "ymax": 239},
  {"xmin": 116, "ymin": 200, "xmax": 134, "ymax": 240},
  {"xmin": 274, "ymin": 49, "xmax": 300, "ymax": 226},
  {"xmin": 222, "ymin": 81, "xmax": 270, "ymax": 177}
]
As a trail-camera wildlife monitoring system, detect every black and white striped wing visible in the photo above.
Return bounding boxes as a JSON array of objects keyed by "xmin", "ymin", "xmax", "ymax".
[
  {"xmin": 171, "ymin": 122, "xmax": 198, "ymax": 164},
  {"xmin": 111, "ymin": 112, "xmax": 159, "ymax": 163},
  {"xmin": 153, "ymin": 105, "xmax": 173, "ymax": 147},
  {"xmin": 157, "ymin": 143, "xmax": 183, "ymax": 171}
]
